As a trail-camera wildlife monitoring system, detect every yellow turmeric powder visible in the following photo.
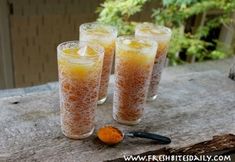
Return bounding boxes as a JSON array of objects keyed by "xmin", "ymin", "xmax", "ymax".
[{"xmin": 97, "ymin": 126, "xmax": 124, "ymax": 145}]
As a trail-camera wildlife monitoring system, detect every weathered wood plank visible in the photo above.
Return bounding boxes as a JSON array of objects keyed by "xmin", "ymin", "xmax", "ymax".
[
  {"xmin": 0, "ymin": 0, "xmax": 14, "ymax": 89},
  {"xmin": 0, "ymin": 71, "xmax": 234, "ymax": 161},
  {"xmin": 106, "ymin": 134, "xmax": 235, "ymax": 162}
]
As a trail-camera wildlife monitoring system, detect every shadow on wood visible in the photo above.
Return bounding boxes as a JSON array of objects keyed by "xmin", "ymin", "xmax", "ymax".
[{"xmin": 106, "ymin": 134, "xmax": 235, "ymax": 162}]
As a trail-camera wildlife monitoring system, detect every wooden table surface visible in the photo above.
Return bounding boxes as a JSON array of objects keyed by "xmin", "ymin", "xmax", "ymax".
[{"xmin": 0, "ymin": 70, "xmax": 235, "ymax": 161}]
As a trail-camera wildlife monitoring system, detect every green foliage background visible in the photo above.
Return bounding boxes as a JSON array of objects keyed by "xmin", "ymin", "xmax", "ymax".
[{"xmin": 96, "ymin": 0, "xmax": 235, "ymax": 65}]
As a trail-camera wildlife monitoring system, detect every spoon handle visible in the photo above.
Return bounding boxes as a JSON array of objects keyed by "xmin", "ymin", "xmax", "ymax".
[{"xmin": 126, "ymin": 131, "xmax": 171, "ymax": 144}]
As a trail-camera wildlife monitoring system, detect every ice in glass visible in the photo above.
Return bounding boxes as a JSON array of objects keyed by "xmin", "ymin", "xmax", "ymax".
[
  {"xmin": 80, "ymin": 22, "xmax": 117, "ymax": 104},
  {"xmin": 135, "ymin": 23, "xmax": 172, "ymax": 101},
  {"xmin": 57, "ymin": 41, "xmax": 104, "ymax": 139},
  {"xmin": 113, "ymin": 36, "xmax": 158, "ymax": 125}
]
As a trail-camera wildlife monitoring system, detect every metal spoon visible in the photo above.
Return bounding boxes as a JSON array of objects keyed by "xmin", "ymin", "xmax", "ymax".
[
  {"xmin": 97, "ymin": 126, "xmax": 171, "ymax": 145},
  {"xmin": 125, "ymin": 131, "xmax": 171, "ymax": 144}
]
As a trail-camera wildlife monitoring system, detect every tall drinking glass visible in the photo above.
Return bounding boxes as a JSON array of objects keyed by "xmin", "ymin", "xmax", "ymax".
[
  {"xmin": 135, "ymin": 23, "xmax": 172, "ymax": 101},
  {"xmin": 113, "ymin": 36, "xmax": 158, "ymax": 125},
  {"xmin": 57, "ymin": 41, "xmax": 104, "ymax": 139},
  {"xmin": 80, "ymin": 22, "xmax": 117, "ymax": 104}
]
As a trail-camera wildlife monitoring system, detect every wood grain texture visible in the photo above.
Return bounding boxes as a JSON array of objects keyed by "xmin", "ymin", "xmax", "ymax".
[
  {"xmin": 0, "ymin": 0, "xmax": 14, "ymax": 89},
  {"xmin": 8, "ymin": 0, "xmax": 159, "ymax": 88},
  {"xmin": 106, "ymin": 134, "xmax": 235, "ymax": 162},
  {"xmin": 0, "ymin": 71, "xmax": 234, "ymax": 161},
  {"xmin": 9, "ymin": 0, "xmax": 102, "ymax": 87}
]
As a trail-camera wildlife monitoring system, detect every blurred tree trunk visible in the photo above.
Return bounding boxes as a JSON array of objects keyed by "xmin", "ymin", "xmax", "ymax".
[{"xmin": 186, "ymin": 12, "xmax": 207, "ymax": 63}]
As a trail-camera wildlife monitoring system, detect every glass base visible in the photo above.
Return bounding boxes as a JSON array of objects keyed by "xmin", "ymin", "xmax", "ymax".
[
  {"xmin": 62, "ymin": 127, "xmax": 94, "ymax": 139},
  {"xmin": 113, "ymin": 114, "xmax": 141, "ymax": 125},
  {"xmin": 147, "ymin": 94, "xmax": 158, "ymax": 102},
  {"xmin": 97, "ymin": 96, "xmax": 107, "ymax": 105}
]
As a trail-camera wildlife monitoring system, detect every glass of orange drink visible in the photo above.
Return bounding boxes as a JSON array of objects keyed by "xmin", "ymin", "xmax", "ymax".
[
  {"xmin": 135, "ymin": 23, "xmax": 172, "ymax": 101},
  {"xmin": 80, "ymin": 22, "xmax": 117, "ymax": 104},
  {"xmin": 113, "ymin": 36, "xmax": 158, "ymax": 125},
  {"xmin": 57, "ymin": 41, "xmax": 104, "ymax": 139}
]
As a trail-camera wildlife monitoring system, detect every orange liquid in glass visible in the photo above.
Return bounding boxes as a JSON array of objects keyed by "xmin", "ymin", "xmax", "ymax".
[
  {"xmin": 98, "ymin": 42, "xmax": 115, "ymax": 101},
  {"xmin": 79, "ymin": 23, "xmax": 117, "ymax": 104},
  {"xmin": 148, "ymin": 42, "xmax": 169, "ymax": 99},
  {"xmin": 58, "ymin": 47, "xmax": 103, "ymax": 139},
  {"xmin": 113, "ymin": 39, "xmax": 156, "ymax": 124}
]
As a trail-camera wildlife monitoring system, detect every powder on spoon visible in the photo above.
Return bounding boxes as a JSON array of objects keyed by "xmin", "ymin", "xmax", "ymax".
[{"xmin": 97, "ymin": 126, "xmax": 124, "ymax": 145}]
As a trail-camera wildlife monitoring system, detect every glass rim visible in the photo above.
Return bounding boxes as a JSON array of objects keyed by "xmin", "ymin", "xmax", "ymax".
[
  {"xmin": 135, "ymin": 23, "xmax": 172, "ymax": 40},
  {"xmin": 116, "ymin": 35, "xmax": 158, "ymax": 51},
  {"xmin": 57, "ymin": 40, "xmax": 104, "ymax": 60},
  {"xmin": 79, "ymin": 21, "xmax": 118, "ymax": 38}
]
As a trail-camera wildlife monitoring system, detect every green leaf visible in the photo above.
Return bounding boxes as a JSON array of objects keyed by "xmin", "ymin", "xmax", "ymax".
[{"xmin": 96, "ymin": 0, "xmax": 235, "ymax": 65}]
